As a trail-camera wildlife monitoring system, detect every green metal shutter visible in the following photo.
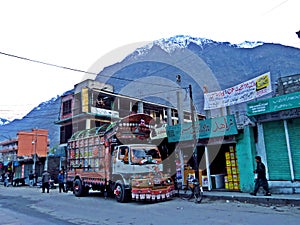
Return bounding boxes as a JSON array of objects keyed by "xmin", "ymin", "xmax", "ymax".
[
  {"xmin": 263, "ymin": 121, "xmax": 291, "ymax": 180},
  {"xmin": 287, "ymin": 118, "xmax": 300, "ymax": 180}
]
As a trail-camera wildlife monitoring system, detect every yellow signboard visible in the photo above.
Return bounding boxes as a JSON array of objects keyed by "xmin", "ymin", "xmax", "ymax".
[
  {"xmin": 256, "ymin": 74, "xmax": 270, "ymax": 91},
  {"xmin": 81, "ymin": 88, "xmax": 89, "ymax": 112}
]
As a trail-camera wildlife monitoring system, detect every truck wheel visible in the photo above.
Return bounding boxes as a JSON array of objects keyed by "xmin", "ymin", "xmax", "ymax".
[
  {"xmin": 73, "ymin": 179, "xmax": 84, "ymax": 197},
  {"xmin": 114, "ymin": 181, "xmax": 127, "ymax": 203}
]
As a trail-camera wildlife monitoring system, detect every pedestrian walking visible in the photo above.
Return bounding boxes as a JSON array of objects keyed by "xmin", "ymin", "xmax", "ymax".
[
  {"xmin": 250, "ymin": 156, "xmax": 271, "ymax": 196},
  {"xmin": 4, "ymin": 171, "xmax": 10, "ymax": 187},
  {"xmin": 41, "ymin": 170, "xmax": 50, "ymax": 193},
  {"xmin": 33, "ymin": 172, "xmax": 37, "ymax": 186},
  {"xmin": 57, "ymin": 170, "xmax": 65, "ymax": 193},
  {"xmin": 29, "ymin": 170, "xmax": 34, "ymax": 187}
]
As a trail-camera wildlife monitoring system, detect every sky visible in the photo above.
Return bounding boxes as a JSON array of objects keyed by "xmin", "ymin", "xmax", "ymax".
[{"xmin": 0, "ymin": 0, "xmax": 299, "ymax": 121}]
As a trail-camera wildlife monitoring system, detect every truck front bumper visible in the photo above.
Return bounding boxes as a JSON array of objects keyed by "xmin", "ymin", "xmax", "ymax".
[{"xmin": 131, "ymin": 185, "xmax": 176, "ymax": 201}]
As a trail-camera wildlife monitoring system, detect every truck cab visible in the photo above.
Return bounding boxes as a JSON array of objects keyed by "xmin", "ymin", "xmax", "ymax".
[
  {"xmin": 112, "ymin": 144, "xmax": 162, "ymax": 175},
  {"xmin": 112, "ymin": 144, "xmax": 174, "ymax": 202}
]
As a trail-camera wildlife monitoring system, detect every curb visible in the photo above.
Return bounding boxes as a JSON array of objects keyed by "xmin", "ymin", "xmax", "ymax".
[{"xmin": 203, "ymin": 194, "xmax": 300, "ymax": 206}]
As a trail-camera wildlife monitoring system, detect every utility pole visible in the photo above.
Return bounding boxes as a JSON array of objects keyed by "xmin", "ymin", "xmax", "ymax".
[
  {"xmin": 189, "ymin": 84, "xmax": 199, "ymax": 181},
  {"xmin": 176, "ymin": 75, "xmax": 185, "ymax": 187},
  {"xmin": 32, "ymin": 130, "xmax": 37, "ymax": 174}
]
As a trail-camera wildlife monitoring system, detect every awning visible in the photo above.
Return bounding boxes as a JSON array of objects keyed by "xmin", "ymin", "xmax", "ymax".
[{"xmin": 13, "ymin": 161, "xmax": 20, "ymax": 167}]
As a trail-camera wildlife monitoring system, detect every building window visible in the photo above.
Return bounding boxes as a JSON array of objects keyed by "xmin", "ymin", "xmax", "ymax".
[{"xmin": 62, "ymin": 100, "xmax": 72, "ymax": 115}]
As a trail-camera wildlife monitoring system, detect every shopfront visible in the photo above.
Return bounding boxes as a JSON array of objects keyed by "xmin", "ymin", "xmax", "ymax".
[
  {"xmin": 167, "ymin": 115, "xmax": 239, "ymax": 191},
  {"xmin": 247, "ymin": 92, "xmax": 300, "ymax": 192}
]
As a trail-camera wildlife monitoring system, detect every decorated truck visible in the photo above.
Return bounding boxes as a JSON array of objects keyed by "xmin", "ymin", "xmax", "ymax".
[{"xmin": 66, "ymin": 113, "xmax": 175, "ymax": 202}]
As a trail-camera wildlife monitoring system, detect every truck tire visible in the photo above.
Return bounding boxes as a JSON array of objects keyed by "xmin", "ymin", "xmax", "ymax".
[
  {"xmin": 73, "ymin": 178, "xmax": 84, "ymax": 197},
  {"xmin": 114, "ymin": 180, "xmax": 128, "ymax": 203}
]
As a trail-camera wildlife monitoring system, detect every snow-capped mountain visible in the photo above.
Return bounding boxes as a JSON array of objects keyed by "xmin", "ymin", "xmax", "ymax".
[
  {"xmin": 97, "ymin": 35, "xmax": 300, "ymax": 114},
  {"xmin": 134, "ymin": 35, "xmax": 264, "ymax": 56},
  {"xmin": 0, "ymin": 118, "xmax": 10, "ymax": 126},
  {"xmin": 2, "ymin": 35, "xmax": 300, "ymax": 148}
]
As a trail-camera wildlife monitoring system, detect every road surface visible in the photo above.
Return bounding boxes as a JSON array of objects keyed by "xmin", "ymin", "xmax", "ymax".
[{"xmin": 0, "ymin": 186, "xmax": 299, "ymax": 225}]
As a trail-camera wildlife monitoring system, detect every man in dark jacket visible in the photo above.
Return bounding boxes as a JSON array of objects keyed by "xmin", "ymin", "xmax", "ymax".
[
  {"xmin": 250, "ymin": 156, "xmax": 271, "ymax": 196},
  {"xmin": 57, "ymin": 170, "xmax": 65, "ymax": 193},
  {"xmin": 41, "ymin": 170, "xmax": 50, "ymax": 193}
]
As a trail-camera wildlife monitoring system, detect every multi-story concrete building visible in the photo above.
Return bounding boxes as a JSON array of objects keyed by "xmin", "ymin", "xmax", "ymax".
[
  {"xmin": 0, "ymin": 129, "xmax": 49, "ymax": 182},
  {"xmin": 55, "ymin": 79, "xmax": 205, "ymax": 174},
  {"xmin": 0, "ymin": 138, "xmax": 18, "ymax": 175},
  {"xmin": 55, "ymin": 79, "xmax": 204, "ymax": 145}
]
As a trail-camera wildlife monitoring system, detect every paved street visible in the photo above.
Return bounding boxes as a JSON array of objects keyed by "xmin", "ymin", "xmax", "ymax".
[{"xmin": 0, "ymin": 186, "xmax": 300, "ymax": 225}]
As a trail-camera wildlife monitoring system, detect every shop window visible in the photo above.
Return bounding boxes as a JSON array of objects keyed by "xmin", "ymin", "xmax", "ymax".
[{"xmin": 96, "ymin": 96, "xmax": 109, "ymax": 109}]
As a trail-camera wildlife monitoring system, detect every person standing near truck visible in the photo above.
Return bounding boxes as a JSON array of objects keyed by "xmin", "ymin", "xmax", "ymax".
[
  {"xmin": 29, "ymin": 170, "xmax": 34, "ymax": 187},
  {"xmin": 41, "ymin": 170, "xmax": 50, "ymax": 193},
  {"xmin": 4, "ymin": 171, "xmax": 10, "ymax": 187},
  {"xmin": 57, "ymin": 170, "xmax": 65, "ymax": 193}
]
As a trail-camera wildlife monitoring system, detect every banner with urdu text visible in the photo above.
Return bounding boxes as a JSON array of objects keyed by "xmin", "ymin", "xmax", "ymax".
[{"xmin": 204, "ymin": 72, "xmax": 272, "ymax": 110}]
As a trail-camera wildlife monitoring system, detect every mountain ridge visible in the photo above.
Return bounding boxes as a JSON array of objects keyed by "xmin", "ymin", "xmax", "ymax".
[
  {"xmin": 0, "ymin": 96, "xmax": 61, "ymax": 147},
  {"xmin": 1, "ymin": 35, "xmax": 300, "ymax": 148}
]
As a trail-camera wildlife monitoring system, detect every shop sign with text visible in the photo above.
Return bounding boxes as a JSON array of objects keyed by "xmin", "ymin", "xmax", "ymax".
[
  {"xmin": 247, "ymin": 91, "xmax": 300, "ymax": 116},
  {"xmin": 166, "ymin": 115, "xmax": 238, "ymax": 142}
]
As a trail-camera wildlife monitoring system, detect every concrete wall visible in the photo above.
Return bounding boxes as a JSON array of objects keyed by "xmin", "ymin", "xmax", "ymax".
[
  {"xmin": 17, "ymin": 129, "xmax": 48, "ymax": 157},
  {"xmin": 236, "ymin": 126, "xmax": 256, "ymax": 193}
]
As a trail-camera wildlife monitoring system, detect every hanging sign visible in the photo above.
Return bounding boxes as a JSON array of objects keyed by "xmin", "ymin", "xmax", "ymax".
[{"xmin": 204, "ymin": 72, "xmax": 272, "ymax": 110}]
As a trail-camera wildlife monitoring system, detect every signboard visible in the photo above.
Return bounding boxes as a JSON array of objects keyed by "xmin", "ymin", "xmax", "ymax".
[
  {"xmin": 166, "ymin": 122, "xmax": 199, "ymax": 143},
  {"xmin": 166, "ymin": 115, "xmax": 238, "ymax": 142},
  {"xmin": 151, "ymin": 124, "xmax": 167, "ymax": 140},
  {"xmin": 247, "ymin": 91, "xmax": 300, "ymax": 116},
  {"xmin": 91, "ymin": 107, "xmax": 119, "ymax": 119},
  {"xmin": 81, "ymin": 88, "xmax": 89, "ymax": 113},
  {"xmin": 204, "ymin": 72, "xmax": 272, "ymax": 110},
  {"xmin": 199, "ymin": 115, "xmax": 238, "ymax": 139}
]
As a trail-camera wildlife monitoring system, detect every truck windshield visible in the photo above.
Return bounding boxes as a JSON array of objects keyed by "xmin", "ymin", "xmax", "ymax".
[{"xmin": 131, "ymin": 148, "xmax": 160, "ymax": 164}]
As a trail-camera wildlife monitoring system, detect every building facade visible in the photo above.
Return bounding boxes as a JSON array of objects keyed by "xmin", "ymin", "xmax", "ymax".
[
  {"xmin": 0, "ymin": 129, "xmax": 49, "ymax": 183},
  {"xmin": 247, "ymin": 91, "xmax": 300, "ymax": 193},
  {"xmin": 55, "ymin": 79, "xmax": 205, "ymax": 173},
  {"xmin": 245, "ymin": 74, "xmax": 300, "ymax": 193}
]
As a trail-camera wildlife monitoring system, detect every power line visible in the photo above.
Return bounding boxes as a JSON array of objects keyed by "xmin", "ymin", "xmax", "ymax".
[
  {"xmin": 0, "ymin": 50, "xmax": 193, "ymax": 89},
  {"xmin": 0, "ymin": 41, "xmax": 223, "ymax": 118},
  {"xmin": 0, "ymin": 37, "xmax": 224, "ymax": 93},
  {"xmin": 0, "ymin": 51, "xmax": 95, "ymax": 75},
  {"xmin": 263, "ymin": 0, "xmax": 289, "ymax": 15}
]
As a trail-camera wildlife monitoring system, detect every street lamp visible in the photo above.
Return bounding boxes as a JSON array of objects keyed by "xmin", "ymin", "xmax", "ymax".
[{"xmin": 32, "ymin": 136, "xmax": 37, "ymax": 174}]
